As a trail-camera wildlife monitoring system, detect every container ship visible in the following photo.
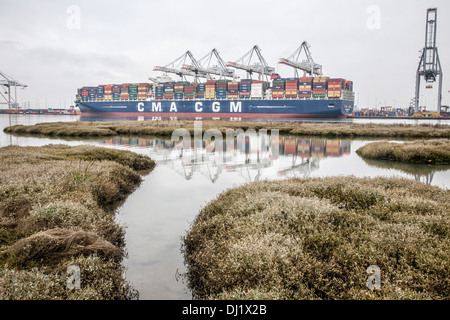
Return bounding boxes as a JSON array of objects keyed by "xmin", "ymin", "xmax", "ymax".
[{"xmin": 76, "ymin": 75, "xmax": 354, "ymax": 119}]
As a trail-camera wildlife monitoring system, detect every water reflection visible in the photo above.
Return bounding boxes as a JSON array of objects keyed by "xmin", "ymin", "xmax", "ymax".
[
  {"xmin": 361, "ymin": 158, "xmax": 450, "ymax": 185},
  {"xmin": 100, "ymin": 135, "xmax": 351, "ymax": 182}
]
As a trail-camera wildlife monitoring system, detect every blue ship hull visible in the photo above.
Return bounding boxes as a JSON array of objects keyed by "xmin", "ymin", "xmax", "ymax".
[{"xmin": 76, "ymin": 98, "xmax": 354, "ymax": 119}]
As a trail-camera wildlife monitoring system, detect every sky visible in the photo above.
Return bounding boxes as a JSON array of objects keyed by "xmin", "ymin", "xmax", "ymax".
[{"xmin": 0, "ymin": 0, "xmax": 449, "ymax": 111}]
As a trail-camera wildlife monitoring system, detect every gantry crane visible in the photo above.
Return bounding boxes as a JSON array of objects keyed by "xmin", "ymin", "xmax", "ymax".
[
  {"xmin": 415, "ymin": 8, "xmax": 443, "ymax": 113},
  {"xmin": 182, "ymin": 48, "xmax": 237, "ymax": 80},
  {"xmin": 278, "ymin": 41, "xmax": 323, "ymax": 77},
  {"xmin": 226, "ymin": 45, "xmax": 276, "ymax": 81},
  {"xmin": 0, "ymin": 70, "xmax": 27, "ymax": 111},
  {"xmin": 153, "ymin": 51, "xmax": 209, "ymax": 82}
]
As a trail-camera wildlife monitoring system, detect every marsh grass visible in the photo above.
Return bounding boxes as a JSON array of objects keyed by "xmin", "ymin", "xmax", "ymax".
[
  {"xmin": 4, "ymin": 120, "xmax": 450, "ymax": 138},
  {"xmin": 357, "ymin": 140, "xmax": 450, "ymax": 164},
  {"xmin": 183, "ymin": 176, "xmax": 450, "ymax": 300},
  {"xmin": 0, "ymin": 145, "xmax": 154, "ymax": 299}
]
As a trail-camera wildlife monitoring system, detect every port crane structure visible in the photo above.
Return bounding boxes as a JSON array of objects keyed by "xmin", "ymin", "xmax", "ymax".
[
  {"xmin": 278, "ymin": 41, "xmax": 323, "ymax": 77},
  {"xmin": 226, "ymin": 45, "xmax": 276, "ymax": 81},
  {"xmin": 415, "ymin": 8, "xmax": 443, "ymax": 113},
  {"xmin": 153, "ymin": 51, "xmax": 209, "ymax": 82},
  {"xmin": 0, "ymin": 70, "xmax": 27, "ymax": 111},
  {"xmin": 182, "ymin": 48, "xmax": 237, "ymax": 80}
]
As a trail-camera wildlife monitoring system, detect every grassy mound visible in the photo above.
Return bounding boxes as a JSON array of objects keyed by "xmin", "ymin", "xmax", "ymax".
[
  {"xmin": 183, "ymin": 176, "xmax": 450, "ymax": 300},
  {"xmin": 356, "ymin": 140, "xmax": 450, "ymax": 164},
  {"xmin": 0, "ymin": 145, "xmax": 155, "ymax": 299}
]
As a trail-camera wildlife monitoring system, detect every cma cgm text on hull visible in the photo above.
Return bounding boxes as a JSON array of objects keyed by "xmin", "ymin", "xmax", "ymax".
[{"xmin": 77, "ymin": 98, "xmax": 354, "ymax": 119}]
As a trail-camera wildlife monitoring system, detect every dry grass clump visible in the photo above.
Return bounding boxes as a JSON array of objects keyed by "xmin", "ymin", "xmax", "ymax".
[
  {"xmin": 356, "ymin": 140, "xmax": 450, "ymax": 164},
  {"xmin": 0, "ymin": 255, "xmax": 138, "ymax": 300},
  {"xmin": 6, "ymin": 228, "xmax": 121, "ymax": 265},
  {"xmin": 0, "ymin": 145, "xmax": 154, "ymax": 299},
  {"xmin": 4, "ymin": 120, "xmax": 450, "ymax": 138},
  {"xmin": 183, "ymin": 176, "xmax": 450, "ymax": 300}
]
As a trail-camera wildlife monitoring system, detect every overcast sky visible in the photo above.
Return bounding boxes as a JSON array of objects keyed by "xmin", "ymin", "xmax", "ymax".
[{"xmin": 0, "ymin": 0, "xmax": 448, "ymax": 111}]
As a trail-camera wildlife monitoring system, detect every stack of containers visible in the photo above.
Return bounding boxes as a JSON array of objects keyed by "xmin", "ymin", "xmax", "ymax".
[
  {"xmin": 104, "ymin": 85, "xmax": 113, "ymax": 100},
  {"xmin": 216, "ymin": 80, "xmax": 228, "ymax": 99},
  {"xmin": 80, "ymin": 88, "xmax": 89, "ymax": 101},
  {"xmin": 239, "ymin": 79, "xmax": 252, "ymax": 99},
  {"xmin": 174, "ymin": 82, "xmax": 185, "ymax": 99},
  {"xmin": 327, "ymin": 78, "xmax": 344, "ymax": 99},
  {"xmin": 184, "ymin": 83, "xmax": 195, "ymax": 99},
  {"xmin": 345, "ymin": 80, "xmax": 353, "ymax": 91},
  {"xmin": 138, "ymin": 83, "xmax": 149, "ymax": 100},
  {"xmin": 96, "ymin": 85, "xmax": 105, "ymax": 101},
  {"xmin": 196, "ymin": 83, "xmax": 206, "ymax": 99},
  {"xmin": 76, "ymin": 89, "xmax": 82, "ymax": 101},
  {"xmin": 164, "ymin": 83, "xmax": 174, "ymax": 99},
  {"xmin": 312, "ymin": 77, "xmax": 328, "ymax": 98},
  {"xmin": 112, "ymin": 85, "xmax": 121, "ymax": 100},
  {"xmin": 250, "ymin": 80, "xmax": 264, "ymax": 99},
  {"xmin": 272, "ymin": 78, "xmax": 285, "ymax": 98},
  {"xmin": 120, "ymin": 84, "xmax": 129, "ymax": 100},
  {"xmin": 129, "ymin": 84, "xmax": 138, "ymax": 100},
  {"xmin": 227, "ymin": 81, "xmax": 239, "ymax": 99},
  {"xmin": 155, "ymin": 84, "xmax": 164, "ymax": 99},
  {"xmin": 298, "ymin": 77, "xmax": 312, "ymax": 98},
  {"xmin": 284, "ymin": 78, "xmax": 298, "ymax": 98},
  {"xmin": 205, "ymin": 80, "xmax": 217, "ymax": 99},
  {"xmin": 88, "ymin": 87, "xmax": 97, "ymax": 101}
]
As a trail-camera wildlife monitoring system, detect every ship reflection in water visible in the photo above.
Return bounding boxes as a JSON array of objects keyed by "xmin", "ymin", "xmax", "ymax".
[{"xmin": 100, "ymin": 134, "xmax": 351, "ymax": 182}]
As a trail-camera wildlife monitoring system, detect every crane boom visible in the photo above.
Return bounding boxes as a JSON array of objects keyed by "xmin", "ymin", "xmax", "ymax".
[
  {"xmin": 226, "ymin": 45, "xmax": 276, "ymax": 80},
  {"xmin": 278, "ymin": 42, "xmax": 323, "ymax": 77},
  {"xmin": 0, "ymin": 71, "xmax": 27, "ymax": 87},
  {"xmin": 182, "ymin": 48, "xmax": 236, "ymax": 79},
  {"xmin": 153, "ymin": 51, "xmax": 209, "ymax": 81}
]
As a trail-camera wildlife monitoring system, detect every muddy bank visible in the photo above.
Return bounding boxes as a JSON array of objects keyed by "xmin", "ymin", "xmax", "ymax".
[{"xmin": 0, "ymin": 145, "xmax": 155, "ymax": 299}]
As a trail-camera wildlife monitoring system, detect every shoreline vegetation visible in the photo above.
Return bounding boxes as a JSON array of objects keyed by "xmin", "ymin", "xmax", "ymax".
[
  {"xmin": 183, "ymin": 176, "xmax": 450, "ymax": 300},
  {"xmin": 0, "ymin": 145, "xmax": 155, "ymax": 299},
  {"xmin": 356, "ymin": 140, "xmax": 450, "ymax": 165},
  {"xmin": 4, "ymin": 120, "xmax": 450, "ymax": 139}
]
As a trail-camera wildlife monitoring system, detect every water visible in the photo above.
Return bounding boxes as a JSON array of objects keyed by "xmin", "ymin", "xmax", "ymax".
[{"xmin": 1, "ymin": 114, "xmax": 449, "ymax": 299}]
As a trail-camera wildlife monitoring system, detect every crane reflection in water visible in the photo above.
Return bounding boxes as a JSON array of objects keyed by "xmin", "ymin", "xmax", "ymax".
[{"xmin": 100, "ymin": 132, "xmax": 351, "ymax": 183}]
